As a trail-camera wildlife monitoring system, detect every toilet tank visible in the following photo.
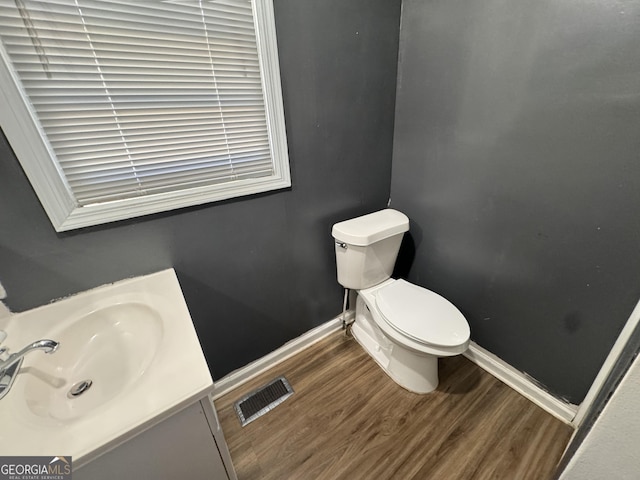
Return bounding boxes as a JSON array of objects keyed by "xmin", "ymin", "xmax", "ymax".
[{"xmin": 332, "ymin": 209, "xmax": 409, "ymax": 290}]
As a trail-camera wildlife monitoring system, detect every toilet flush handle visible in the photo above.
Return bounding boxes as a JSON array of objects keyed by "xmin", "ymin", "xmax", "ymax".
[{"xmin": 335, "ymin": 241, "xmax": 348, "ymax": 249}]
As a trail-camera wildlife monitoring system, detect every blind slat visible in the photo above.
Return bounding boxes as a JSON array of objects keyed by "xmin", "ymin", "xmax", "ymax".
[
  {"xmin": 58, "ymin": 142, "xmax": 271, "ymax": 166},
  {"xmin": 67, "ymin": 168, "xmax": 274, "ymax": 203},
  {"xmin": 47, "ymin": 120, "xmax": 267, "ymax": 144},
  {"xmin": 55, "ymin": 135, "xmax": 270, "ymax": 162},
  {"xmin": 39, "ymin": 105, "xmax": 265, "ymax": 124},
  {"xmin": 66, "ymin": 156, "xmax": 273, "ymax": 179}
]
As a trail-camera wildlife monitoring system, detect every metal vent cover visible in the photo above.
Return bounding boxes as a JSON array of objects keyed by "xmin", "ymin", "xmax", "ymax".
[{"xmin": 234, "ymin": 376, "xmax": 294, "ymax": 427}]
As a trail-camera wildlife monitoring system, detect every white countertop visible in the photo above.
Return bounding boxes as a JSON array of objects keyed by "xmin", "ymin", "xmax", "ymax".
[{"xmin": 0, "ymin": 269, "xmax": 213, "ymax": 467}]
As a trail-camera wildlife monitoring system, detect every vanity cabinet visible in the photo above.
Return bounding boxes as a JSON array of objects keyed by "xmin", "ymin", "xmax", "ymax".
[{"xmin": 75, "ymin": 397, "xmax": 236, "ymax": 480}]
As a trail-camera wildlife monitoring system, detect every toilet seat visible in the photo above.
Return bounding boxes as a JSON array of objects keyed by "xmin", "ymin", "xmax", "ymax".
[{"xmin": 375, "ymin": 280, "xmax": 470, "ymax": 348}]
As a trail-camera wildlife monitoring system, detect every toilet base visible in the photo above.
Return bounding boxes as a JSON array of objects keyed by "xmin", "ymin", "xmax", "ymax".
[{"xmin": 351, "ymin": 296, "xmax": 439, "ymax": 394}]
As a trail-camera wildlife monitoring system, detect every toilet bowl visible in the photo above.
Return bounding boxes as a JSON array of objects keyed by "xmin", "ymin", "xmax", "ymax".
[
  {"xmin": 332, "ymin": 209, "xmax": 470, "ymax": 393},
  {"xmin": 352, "ymin": 278, "xmax": 470, "ymax": 393}
]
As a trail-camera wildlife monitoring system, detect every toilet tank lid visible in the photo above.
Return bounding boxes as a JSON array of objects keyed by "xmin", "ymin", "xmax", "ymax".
[{"xmin": 332, "ymin": 209, "xmax": 409, "ymax": 246}]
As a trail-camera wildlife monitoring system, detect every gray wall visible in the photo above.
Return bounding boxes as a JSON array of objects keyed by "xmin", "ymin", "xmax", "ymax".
[
  {"xmin": 0, "ymin": 0, "xmax": 401, "ymax": 379},
  {"xmin": 391, "ymin": 0, "xmax": 640, "ymax": 403}
]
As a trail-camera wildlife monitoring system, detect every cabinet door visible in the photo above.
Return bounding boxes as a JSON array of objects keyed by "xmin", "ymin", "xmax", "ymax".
[{"xmin": 75, "ymin": 402, "xmax": 230, "ymax": 480}]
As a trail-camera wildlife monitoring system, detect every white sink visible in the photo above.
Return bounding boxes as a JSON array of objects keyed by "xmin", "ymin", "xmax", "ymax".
[
  {"xmin": 0, "ymin": 270, "xmax": 213, "ymax": 467},
  {"xmin": 23, "ymin": 302, "xmax": 164, "ymax": 422}
]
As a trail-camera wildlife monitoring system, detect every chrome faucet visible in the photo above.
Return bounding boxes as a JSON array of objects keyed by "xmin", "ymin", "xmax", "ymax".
[
  {"xmin": 0, "ymin": 339, "xmax": 59, "ymax": 400},
  {"xmin": 0, "ymin": 339, "xmax": 59, "ymax": 371}
]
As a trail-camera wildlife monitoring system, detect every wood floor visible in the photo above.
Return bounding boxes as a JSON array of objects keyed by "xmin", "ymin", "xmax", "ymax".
[{"xmin": 215, "ymin": 332, "xmax": 573, "ymax": 480}]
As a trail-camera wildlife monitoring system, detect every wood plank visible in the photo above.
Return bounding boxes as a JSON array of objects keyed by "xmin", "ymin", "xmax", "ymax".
[{"xmin": 215, "ymin": 332, "xmax": 572, "ymax": 479}]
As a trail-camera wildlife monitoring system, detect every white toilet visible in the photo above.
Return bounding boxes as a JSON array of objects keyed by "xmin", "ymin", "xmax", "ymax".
[{"xmin": 332, "ymin": 209, "xmax": 470, "ymax": 393}]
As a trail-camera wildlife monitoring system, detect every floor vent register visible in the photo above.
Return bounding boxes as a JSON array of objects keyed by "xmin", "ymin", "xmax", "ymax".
[{"xmin": 234, "ymin": 376, "xmax": 294, "ymax": 427}]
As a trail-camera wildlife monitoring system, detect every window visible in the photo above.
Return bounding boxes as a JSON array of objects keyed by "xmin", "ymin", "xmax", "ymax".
[{"xmin": 0, "ymin": 0, "xmax": 289, "ymax": 231}]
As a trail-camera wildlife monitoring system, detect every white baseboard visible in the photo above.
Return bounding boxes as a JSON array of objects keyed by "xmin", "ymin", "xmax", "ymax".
[
  {"xmin": 211, "ymin": 313, "xmax": 349, "ymax": 400},
  {"xmin": 463, "ymin": 341, "xmax": 578, "ymax": 425}
]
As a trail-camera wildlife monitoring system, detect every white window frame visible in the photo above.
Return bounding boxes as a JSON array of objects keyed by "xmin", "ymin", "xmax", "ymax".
[{"xmin": 0, "ymin": 0, "xmax": 290, "ymax": 231}]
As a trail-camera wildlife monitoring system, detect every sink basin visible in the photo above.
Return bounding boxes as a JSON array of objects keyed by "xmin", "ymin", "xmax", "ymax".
[
  {"xmin": 23, "ymin": 302, "xmax": 164, "ymax": 422},
  {"xmin": 0, "ymin": 269, "xmax": 213, "ymax": 467}
]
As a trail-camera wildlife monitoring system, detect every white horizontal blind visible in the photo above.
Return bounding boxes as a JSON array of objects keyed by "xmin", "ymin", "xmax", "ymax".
[{"xmin": 0, "ymin": 0, "xmax": 275, "ymax": 206}]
